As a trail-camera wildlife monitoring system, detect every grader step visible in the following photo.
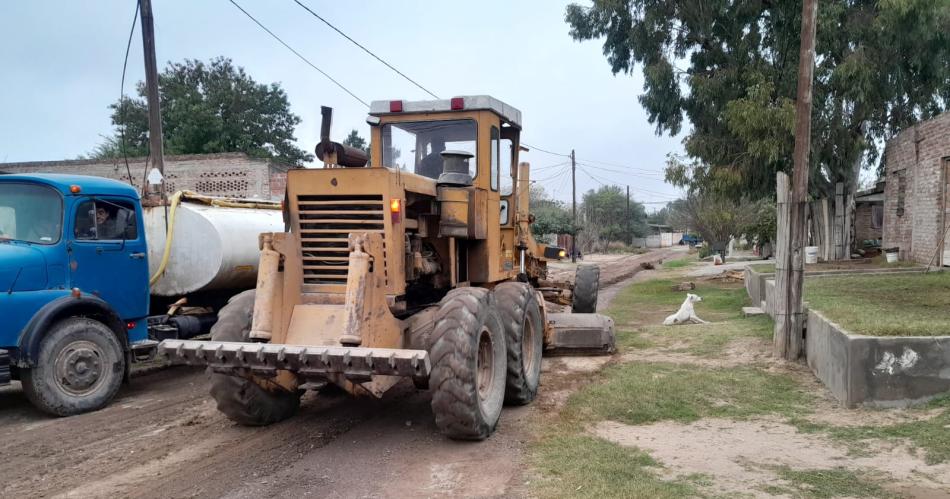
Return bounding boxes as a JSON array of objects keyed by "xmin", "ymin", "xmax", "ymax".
[{"xmin": 159, "ymin": 340, "xmax": 430, "ymax": 380}]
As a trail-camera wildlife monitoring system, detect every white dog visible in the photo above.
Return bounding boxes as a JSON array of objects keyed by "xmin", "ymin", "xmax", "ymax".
[{"xmin": 663, "ymin": 293, "xmax": 708, "ymax": 325}]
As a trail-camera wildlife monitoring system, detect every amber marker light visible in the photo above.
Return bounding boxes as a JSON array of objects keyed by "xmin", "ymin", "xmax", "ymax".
[{"xmin": 390, "ymin": 198, "xmax": 402, "ymax": 223}]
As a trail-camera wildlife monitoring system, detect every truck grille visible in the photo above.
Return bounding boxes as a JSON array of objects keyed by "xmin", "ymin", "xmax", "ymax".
[{"xmin": 297, "ymin": 194, "xmax": 386, "ymax": 287}]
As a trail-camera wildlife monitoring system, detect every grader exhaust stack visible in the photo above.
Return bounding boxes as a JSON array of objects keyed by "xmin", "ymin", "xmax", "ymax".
[{"xmin": 159, "ymin": 96, "xmax": 614, "ymax": 440}]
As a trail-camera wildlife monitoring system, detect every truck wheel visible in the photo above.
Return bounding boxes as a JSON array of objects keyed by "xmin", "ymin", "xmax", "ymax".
[
  {"xmin": 21, "ymin": 317, "xmax": 125, "ymax": 416},
  {"xmin": 572, "ymin": 265, "xmax": 600, "ymax": 313},
  {"xmin": 208, "ymin": 290, "xmax": 300, "ymax": 426},
  {"xmin": 494, "ymin": 282, "xmax": 543, "ymax": 405},
  {"xmin": 429, "ymin": 288, "xmax": 507, "ymax": 440}
]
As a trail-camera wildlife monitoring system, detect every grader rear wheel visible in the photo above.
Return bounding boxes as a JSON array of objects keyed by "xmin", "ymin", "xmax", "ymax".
[
  {"xmin": 572, "ymin": 264, "xmax": 600, "ymax": 313},
  {"xmin": 429, "ymin": 288, "xmax": 507, "ymax": 440},
  {"xmin": 493, "ymin": 282, "xmax": 543, "ymax": 405},
  {"xmin": 208, "ymin": 290, "xmax": 301, "ymax": 426}
]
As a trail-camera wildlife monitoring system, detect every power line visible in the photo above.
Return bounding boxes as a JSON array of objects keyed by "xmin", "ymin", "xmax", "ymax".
[
  {"xmin": 531, "ymin": 164, "xmax": 572, "ymax": 183},
  {"xmin": 117, "ymin": 0, "xmax": 140, "ymax": 188},
  {"xmin": 522, "ymin": 142, "xmax": 571, "ymax": 158},
  {"xmin": 576, "ymin": 162, "xmax": 664, "ymax": 180},
  {"xmin": 228, "ymin": 0, "xmax": 369, "ymax": 107},
  {"xmin": 291, "ymin": 0, "xmax": 439, "ymax": 100},
  {"xmin": 577, "ymin": 165, "xmax": 679, "ymax": 200},
  {"xmin": 577, "ymin": 161, "xmax": 665, "ymax": 177},
  {"xmin": 530, "ymin": 160, "xmax": 570, "ymax": 172}
]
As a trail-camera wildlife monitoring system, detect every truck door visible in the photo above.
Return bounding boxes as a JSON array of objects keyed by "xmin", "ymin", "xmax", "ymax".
[{"xmin": 68, "ymin": 197, "xmax": 149, "ymax": 321}]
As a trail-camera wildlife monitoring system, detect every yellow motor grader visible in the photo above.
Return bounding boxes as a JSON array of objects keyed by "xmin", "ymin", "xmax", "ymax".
[{"xmin": 160, "ymin": 96, "xmax": 614, "ymax": 440}]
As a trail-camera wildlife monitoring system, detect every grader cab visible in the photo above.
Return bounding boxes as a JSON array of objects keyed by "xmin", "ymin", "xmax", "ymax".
[{"xmin": 160, "ymin": 96, "xmax": 614, "ymax": 440}]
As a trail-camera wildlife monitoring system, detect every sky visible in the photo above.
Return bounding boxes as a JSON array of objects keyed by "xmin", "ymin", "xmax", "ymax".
[{"xmin": 0, "ymin": 0, "xmax": 684, "ymax": 206}]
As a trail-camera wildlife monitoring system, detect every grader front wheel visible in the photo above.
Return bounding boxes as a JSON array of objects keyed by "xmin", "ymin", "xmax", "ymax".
[
  {"xmin": 572, "ymin": 265, "xmax": 601, "ymax": 313},
  {"xmin": 429, "ymin": 288, "xmax": 507, "ymax": 440},
  {"xmin": 208, "ymin": 290, "xmax": 301, "ymax": 426}
]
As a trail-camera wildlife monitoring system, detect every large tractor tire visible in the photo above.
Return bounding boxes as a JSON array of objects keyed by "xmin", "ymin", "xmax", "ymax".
[
  {"xmin": 429, "ymin": 287, "xmax": 507, "ymax": 440},
  {"xmin": 209, "ymin": 290, "xmax": 301, "ymax": 426},
  {"xmin": 21, "ymin": 317, "xmax": 125, "ymax": 416},
  {"xmin": 572, "ymin": 264, "xmax": 601, "ymax": 313},
  {"xmin": 493, "ymin": 282, "xmax": 543, "ymax": 405}
]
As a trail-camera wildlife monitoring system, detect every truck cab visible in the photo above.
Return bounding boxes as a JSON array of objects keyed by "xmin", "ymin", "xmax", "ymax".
[{"xmin": 0, "ymin": 173, "xmax": 150, "ymax": 416}]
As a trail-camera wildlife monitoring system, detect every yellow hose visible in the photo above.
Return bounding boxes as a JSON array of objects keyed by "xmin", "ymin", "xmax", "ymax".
[
  {"xmin": 149, "ymin": 191, "xmax": 185, "ymax": 286},
  {"xmin": 148, "ymin": 191, "xmax": 280, "ymax": 286}
]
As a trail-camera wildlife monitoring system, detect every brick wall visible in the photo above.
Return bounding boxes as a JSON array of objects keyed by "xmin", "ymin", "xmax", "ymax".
[
  {"xmin": 0, "ymin": 153, "xmax": 291, "ymax": 201},
  {"xmin": 883, "ymin": 112, "xmax": 950, "ymax": 265}
]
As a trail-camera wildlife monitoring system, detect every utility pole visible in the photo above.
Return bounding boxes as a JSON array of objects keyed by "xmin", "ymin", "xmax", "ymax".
[
  {"xmin": 774, "ymin": 0, "xmax": 818, "ymax": 360},
  {"xmin": 140, "ymin": 0, "xmax": 165, "ymax": 201},
  {"xmin": 626, "ymin": 185, "xmax": 630, "ymax": 244},
  {"xmin": 571, "ymin": 149, "xmax": 577, "ymax": 263}
]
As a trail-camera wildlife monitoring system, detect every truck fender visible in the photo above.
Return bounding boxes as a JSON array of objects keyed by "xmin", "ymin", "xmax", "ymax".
[{"xmin": 17, "ymin": 295, "xmax": 130, "ymax": 379}]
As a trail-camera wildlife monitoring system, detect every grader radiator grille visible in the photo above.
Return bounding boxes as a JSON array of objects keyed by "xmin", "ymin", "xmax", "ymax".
[{"xmin": 297, "ymin": 194, "xmax": 386, "ymax": 287}]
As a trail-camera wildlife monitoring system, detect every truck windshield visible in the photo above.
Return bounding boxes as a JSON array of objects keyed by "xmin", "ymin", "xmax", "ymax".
[
  {"xmin": 381, "ymin": 119, "xmax": 477, "ymax": 180},
  {"xmin": 0, "ymin": 183, "xmax": 64, "ymax": 245}
]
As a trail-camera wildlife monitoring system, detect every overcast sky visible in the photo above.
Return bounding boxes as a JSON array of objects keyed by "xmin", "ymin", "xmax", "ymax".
[{"xmin": 0, "ymin": 0, "xmax": 684, "ymax": 206}]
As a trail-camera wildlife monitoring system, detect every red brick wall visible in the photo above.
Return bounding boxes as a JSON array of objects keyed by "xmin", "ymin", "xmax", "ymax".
[
  {"xmin": 0, "ymin": 153, "xmax": 289, "ymax": 201},
  {"xmin": 883, "ymin": 112, "xmax": 950, "ymax": 265},
  {"xmin": 269, "ymin": 170, "xmax": 287, "ymax": 199}
]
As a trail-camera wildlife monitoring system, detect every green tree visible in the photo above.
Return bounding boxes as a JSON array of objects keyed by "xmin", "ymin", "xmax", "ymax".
[
  {"xmin": 96, "ymin": 57, "xmax": 313, "ymax": 166},
  {"xmin": 342, "ymin": 129, "xmax": 367, "ymax": 151},
  {"xmin": 669, "ymin": 193, "xmax": 763, "ymax": 257},
  {"xmin": 566, "ymin": 0, "xmax": 950, "ymax": 201},
  {"xmin": 342, "ymin": 129, "xmax": 371, "ymax": 165},
  {"xmin": 579, "ymin": 185, "xmax": 648, "ymax": 251},
  {"xmin": 529, "ymin": 185, "xmax": 574, "ymax": 238}
]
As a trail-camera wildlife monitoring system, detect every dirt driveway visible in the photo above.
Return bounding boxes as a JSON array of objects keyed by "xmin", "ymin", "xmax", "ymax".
[{"xmin": 0, "ymin": 248, "xmax": 680, "ymax": 499}]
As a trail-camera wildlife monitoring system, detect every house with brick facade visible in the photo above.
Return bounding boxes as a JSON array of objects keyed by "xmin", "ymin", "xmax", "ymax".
[
  {"xmin": 0, "ymin": 152, "xmax": 291, "ymax": 200},
  {"xmin": 882, "ymin": 111, "xmax": 950, "ymax": 266}
]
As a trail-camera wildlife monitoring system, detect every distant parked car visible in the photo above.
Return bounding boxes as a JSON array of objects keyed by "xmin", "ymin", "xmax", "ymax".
[{"xmin": 680, "ymin": 234, "xmax": 703, "ymax": 247}]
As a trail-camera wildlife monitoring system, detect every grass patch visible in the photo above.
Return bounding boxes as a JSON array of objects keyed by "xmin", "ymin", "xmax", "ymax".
[
  {"xmin": 606, "ymin": 278, "xmax": 750, "ymax": 326},
  {"xmin": 805, "ymin": 272, "xmax": 950, "ymax": 336},
  {"xmin": 663, "ymin": 258, "xmax": 691, "ymax": 269},
  {"xmin": 747, "ymin": 263, "xmax": 776, "ymax": 274},
  {"xmin": 822, "ymin": 396, "xmax": 950, "ymax": 464},
  {"xmin": 530, "ymin": 434, "xmax": 699, "ymax": 498},
  {"xmin": 564, "ymin": 362, "xmax": 812, "ymax": 425},
  {"xmin": 766, "ymin": 466, "xmax": 895, "ymax": 498},
  {"xmin": 618, "ymin": 316, "xmax": 773, "ymax": 356}
]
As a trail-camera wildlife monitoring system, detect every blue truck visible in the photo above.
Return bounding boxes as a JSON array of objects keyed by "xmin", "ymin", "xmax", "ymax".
[
  {"xmin": 0, "ymin": 173, "xmax": 261, "ymax": 416},
  {"xmin": 0, "ymin": 174, "xmax": 153, "ymax": 415}
]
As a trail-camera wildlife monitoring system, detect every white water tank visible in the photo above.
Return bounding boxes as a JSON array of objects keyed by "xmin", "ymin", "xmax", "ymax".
[{"xmin": 144, "ymin": 202, "xmax": 283, "ymax": 297}]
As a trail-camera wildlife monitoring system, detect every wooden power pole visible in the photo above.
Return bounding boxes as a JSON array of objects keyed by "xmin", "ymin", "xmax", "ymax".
[
  {"xmin": 626, "ymin": 185, "xmax": 630, "ymax": 243},
  {"xmin": 571, "ymin": 149, "xmax": 577, "ymax": 263},
  {"xmin": 774, "ymin": 0, "xmax": 818, "ymax": 360},
  {"xmin": 140, "ymin": 0, "xmax": 165, "ymax": 200}
]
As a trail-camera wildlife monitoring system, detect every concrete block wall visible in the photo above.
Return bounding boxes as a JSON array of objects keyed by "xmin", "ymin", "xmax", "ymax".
[
  {"xmin": 883, "ymin": 112, "xmax": 950, "ymax": 265},
  {"xmin": 0, "ymin": 153, "xmax": 291, "ymax": 201}
]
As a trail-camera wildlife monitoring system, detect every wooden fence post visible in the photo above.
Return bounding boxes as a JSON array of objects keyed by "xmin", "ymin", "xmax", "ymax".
[
  {"xmin": 773, "ymin": 173, "xmax": 805, "ymax": 358},
  {"xmin": 834, "ymin": 182, "xmax": 844, "ymax": 260}
]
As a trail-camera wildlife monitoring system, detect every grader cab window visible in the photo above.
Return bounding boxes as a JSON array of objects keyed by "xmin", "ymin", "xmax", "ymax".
[{"xmin": 382, "ymin": 119, "xmax": 477, "ymax": 180}]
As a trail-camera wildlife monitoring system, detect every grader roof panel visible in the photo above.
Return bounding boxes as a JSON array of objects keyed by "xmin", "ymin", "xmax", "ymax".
[{"xmin": 369, "ymin": 95, "xmax": 522, "ymax": 128}]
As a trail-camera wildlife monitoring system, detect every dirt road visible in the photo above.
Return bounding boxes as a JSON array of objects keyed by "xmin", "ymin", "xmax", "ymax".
[{"xmin": 0, "ymin": 248, "xmax": 681, "ymax": 499}]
